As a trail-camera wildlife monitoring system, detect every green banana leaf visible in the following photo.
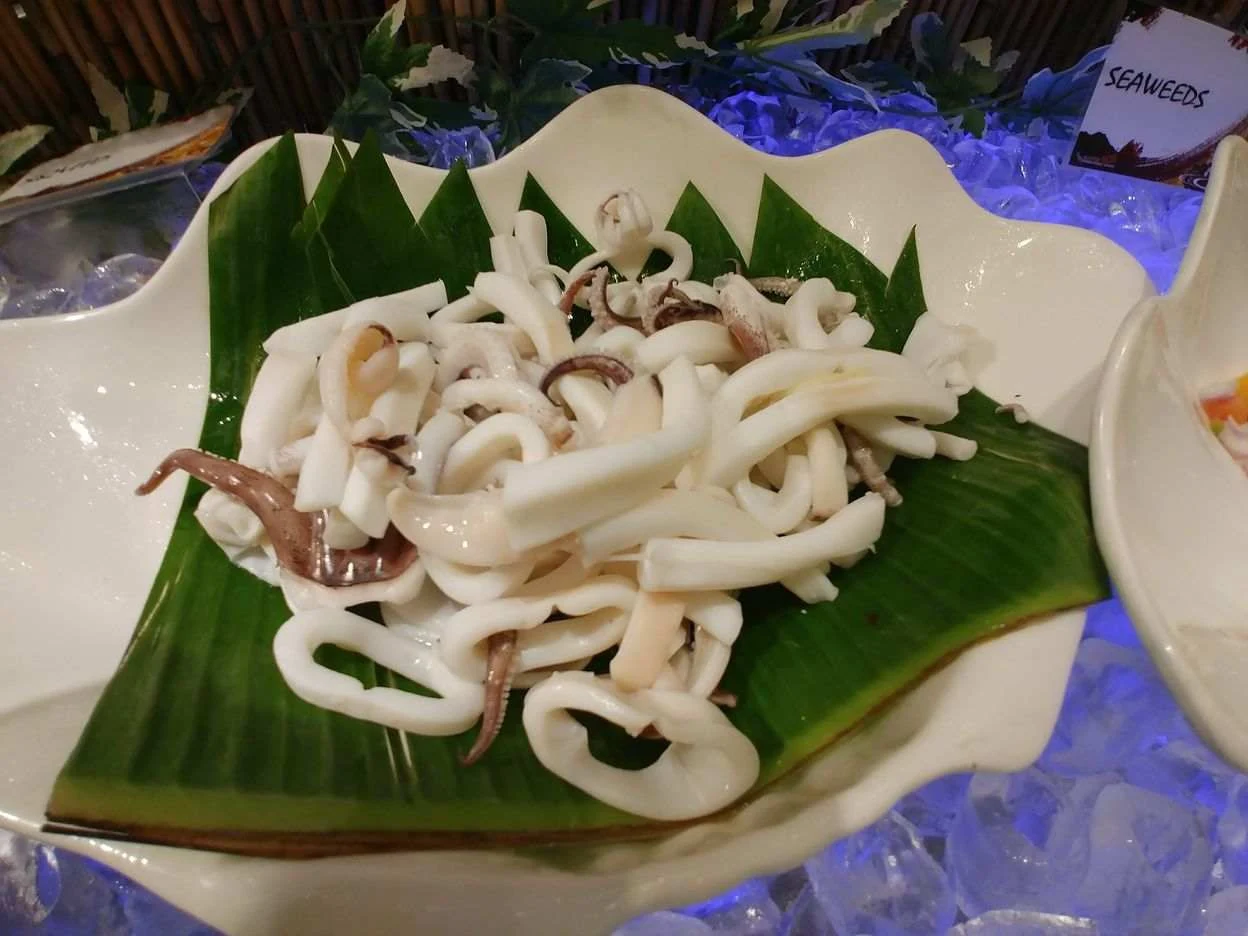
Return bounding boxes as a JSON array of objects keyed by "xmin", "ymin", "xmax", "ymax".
[
  {"xmin": 47, "ymin": 133, "xmax": 1107, "ymax": 853},
  {"xmin": 640, "ymin": 181, "xmax": 745, "ymax": 284}
]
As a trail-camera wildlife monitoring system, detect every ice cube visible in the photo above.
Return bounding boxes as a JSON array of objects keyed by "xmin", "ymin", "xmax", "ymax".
[
  {"xmin": 1210, "ymin": 858, "xmax": 1232, "ymax": 895},
  {"xmin": 0, "ymin": 840, "xmax": 219, "ymax": 936},
  {"xmin": 31, "ymin": 850, "xmax": 130, "ymax": 936},
  {"xmin": 1073, "ymin": 783, "xmax": 1212, "ymax": 936},
  {"xmin": 1124, "ymin": 738, "xmax": 1234, "ymax": 816},
  {"xmin": 948, "ymin": 909, "xmax": 1098, "ymax": 935},
  {"xmin": 0, "ymin": 284, "xmax": 77, "ymax": 320},
  {"xmin": 708, "ymin": 92, "xmax": 790, "ymax": 155},
  {"xmin": 409, "ymin": 126, "xmax": 496, "ymax": 170},
  {"xmin": 1203, "ymin": 886, "xmax": 1248, "ymax": 936},
  {"xmin": 952, "ymin": 138, "xmax": 1009, "ymax": 187},
  {"xmin": 975, "ymin": 186, "xmax": 1042, "ymax": 222},
  {"xmin": 1217, "ymin": 777, "xmax": 1248, "ymax": 886},
  {"xmin": 1080, "ymin": 599, "xmax": 1141, "ymax": 648},
  {"xmin": 679, "ymin": 877, "xmax": 782, "ymax": 935},
  {"xmin": 768, "ymin": 867, "xmax": 811, "ymax": 916},
  {"xmin": 779, "ymin": 885, "xmax": 837, "ymax": 936},
  {"xmin": 0, "ymin": 830, "xmax": 56, "ymax": 926},
  {"xmin": 78, "ymin": 253, "xmax": 163, "ymax": 310},
  {"xmin": 806, "ymin": 811, "xmax": 955, "ymax": 936},
  {"xmin": 947, "ymin": 769, "xmax": 1091, "ymax": 919},
  {"xmin": 1040, "ymin": 639, "xmax": 1189, "ymax": 777},
  {"xmin": 896, "ymin": 773, "xmax": 972, "ymax": 840}
]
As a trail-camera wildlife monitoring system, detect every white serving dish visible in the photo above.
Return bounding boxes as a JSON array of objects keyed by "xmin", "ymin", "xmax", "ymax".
[
  {"xmin": 0, "ymin": 86, "xmax": 1151, "ymax": 935},
  {"xmin": 1093, "ymin": 135, "xmax": 1248, "ymax": 772}
]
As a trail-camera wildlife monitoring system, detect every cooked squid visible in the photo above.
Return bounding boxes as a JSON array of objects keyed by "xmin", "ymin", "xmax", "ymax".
[{"xmin": 139, "ymin": 185, "xmax": 983, "ymax": 822}]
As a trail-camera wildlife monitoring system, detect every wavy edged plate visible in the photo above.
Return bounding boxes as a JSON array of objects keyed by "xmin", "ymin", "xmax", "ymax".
[
  {"xmin": 1093, "ymin": 135, "xmax": 1248, "ymax": 771},
  {"xmin": 0, "ymin": 86, "xmax": 1151, "ymax": 935}
]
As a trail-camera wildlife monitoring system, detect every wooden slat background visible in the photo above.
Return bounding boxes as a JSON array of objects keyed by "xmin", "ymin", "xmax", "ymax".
[{"xmin": 3, "ymin": 0, "xmax": 1247, "ymax": 160}]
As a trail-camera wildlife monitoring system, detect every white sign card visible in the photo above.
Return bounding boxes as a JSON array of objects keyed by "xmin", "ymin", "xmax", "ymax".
[
  {"xmin": 0, "ymin": 106, "xmax": 236, "ymax": 221},
  {"xmin": 1070, "ymin": 2, "xmax": 1248, "ymax": 190}
]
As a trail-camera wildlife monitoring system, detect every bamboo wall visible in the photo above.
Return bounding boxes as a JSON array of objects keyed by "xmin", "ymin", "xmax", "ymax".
[{"xmin": 2, "ymin": 0, "xmax": 1247, "ymax": 160}]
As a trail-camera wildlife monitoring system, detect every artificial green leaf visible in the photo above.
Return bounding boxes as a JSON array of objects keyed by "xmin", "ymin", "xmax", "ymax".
[
  {"xmin": 360, "ymin": 1, "xmax": 431, "ymax": 83},
  {"xmin": 399, "ymin": 94, "xmax": 487, "ymax": 131},
  {"xmin": 47, "ymin": 149, "xmax": 1108, "ymax": 854},
  {"xmin": 0, "ymin": 125, "xmax": 51, "ymax": 177},
  {"xmin": 910, "ymin": 10, "xmax": 951, "ymax": 73},
  {"xmin": 416, "ymin": 160, "xmax": 494, "ymax": 300},
  {"xmin": 725, "ymin": 0, "xmax": 901, "ymax": 126},
  {"xmin": 923, "ymin": 58, "xmax": 1005, "ymax": 105},
  {"xmin": 120, "ymin": 82, "xmax": 170, "ymax": 131},
  {"xmin": 715, "ymin": 2, "xmax": 767, "ymax": 45},
  {"xmin": 959, "ymin": 107, "xmax": 987, "ymax": 138},
  {"xmin": 125, "ymin": 83, "xmax": 155, "ymax": 130},
  {"xmin": 960, "ymin": 36, "xmax": 993, "ymax": 68},
  {"xmin": 741, "ymin": 0, "xmax": 905, "ymax": 54},
  {"xmin": 524, "ymin": 19, "xmax": 713, "ymax": 68},
  {"xmin": 957, "ymin": 36, "xmax": 1018, "ymax": 77},
  {"xmin": 86, "ymin": 62, "xmax": 129, "ymax": 136},
  {"xmin": 152, "ymin": 89, "xmax": 171, "ymax": 123},
  {"xmin": 758, "ymin": 0, "xmax": 791, "ymax": 35},
  {"xmin": 509, "ymin": 0, "xmax": 592, "ymax": 30},
  {"xmin": 1000, "ymin": 46, "xmax": 1107, "ymax": 140},
  {"xmin": 744, "ymin": 50, "xmax": 881, "ymax": 109},
  {"xmin": 392, "ymin": 44, "xmax": 471, "ymax": 91},
  {"xmin": 842, "ymin": 60, "xmax": 929, "ymax": 98},
  {"xmin": 900, "ymin": 12, "xmax": 1015, "ymax": 117},
  {"xmin": 641, "ymin": 182, "xmax": 745, "ymax": 283},
  {"xmin": 839, "ymin": 9, "xmax": 1021, "ymax": 112},
  {"xmin": 480, "ymin": 59, "xmax": 591, "ymax": 155},
  {"xmin": 329, "ymin": 74, "xmax": 429, "ymax": 160}
]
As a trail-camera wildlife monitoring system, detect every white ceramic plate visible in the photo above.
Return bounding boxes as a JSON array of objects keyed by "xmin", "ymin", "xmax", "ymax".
[
  {"xmin": 0, "ymin": 86, "xmax": 1151, "ymax": 935},
  {"xmin": 1093, "ymin": 135, "xmax": 1248, "ymax": 772}
]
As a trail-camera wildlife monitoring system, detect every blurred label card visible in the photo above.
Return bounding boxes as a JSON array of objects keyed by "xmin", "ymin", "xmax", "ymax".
[
  {"xmin": 0, "ymin": 105, "xmax": 236, "ymax": 223},
  {"xmin": 1070, "ymin": 2, "xmax": 1248, "ymax": 190}
]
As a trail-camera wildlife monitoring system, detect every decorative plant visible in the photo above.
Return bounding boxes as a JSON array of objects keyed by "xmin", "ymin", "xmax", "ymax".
[
  {"xmin": 0, "ymin": 125, "xmax": 51, "ymax": 178},
  {"xmin": 325, "ymin": 0, "xmax": 1108, "ymax": 162},
  {"xmin": 839, "ymin": 13, "xmax": 1108, "ymax": 139},
  {"xmin": 842, "ymin": 13, "xmax": 1019, "ymax": 135},
  {"xmin": 719, "ymin": 0, "xmax": 909, "ymax": 110},
  {"xmin": 998, "ymin": 46, "xmax": 1109, "ymax": 141},
  {"xmin": 84, "ymin": 63, "xmax": 252, "ymax": 144},
  {"xmin": 86, "ymin": 64, "xmax": 172, "ymax": 141},
  {"xmin": 327, "ymin": 1, "xmax": 476, "ymax": 158}
]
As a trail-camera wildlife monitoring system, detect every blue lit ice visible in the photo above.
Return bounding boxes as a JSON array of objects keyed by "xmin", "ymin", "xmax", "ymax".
[
  {"xmin": 805, "ymin": 810, "xmax": 956, "ymax": 935},
  {"xmin": 1205, "ymin": 887, "xmax": 1248, "ymax": 936},
  {"xmin": 948, "ymin": 910, "xmax": 1097, "ymax": 935}
]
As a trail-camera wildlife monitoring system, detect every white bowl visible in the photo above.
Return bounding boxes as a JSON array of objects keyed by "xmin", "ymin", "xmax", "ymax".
[
  {"xmin": 0, "ymin": 86, "xmax": 1152, "ymax": 935},
  {"xmin": 1093, "ymin": 135, "xmax": 1248, "ymax": 772}
]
